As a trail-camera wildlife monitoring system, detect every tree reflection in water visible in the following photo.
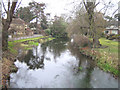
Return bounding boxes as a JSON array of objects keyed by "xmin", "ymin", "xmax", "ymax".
[
  {"xmin": 68, "ymin": 42, "xmax": 95, "ymax": 88},
  {"xmin": 41, "ymin": 38, "xmax": 68, "ymax": 62},
  {"xmin": 17, "ymin": 38, "xmax": 68, "ymax": 69}
]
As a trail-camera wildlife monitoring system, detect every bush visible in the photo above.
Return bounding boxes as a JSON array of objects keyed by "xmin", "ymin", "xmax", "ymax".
[
  {"xmin": 45, "ymin": 29, "xmax": 51, "ymax": 35},
  {"xmin": 106, "ymin": 34, "xmax": 120, "ymax": 40},
  {"xmin": 112, "ymin": 34, "xmax": 120, "ymax": 39},
  {"xmin": 73, "ymin": 35, "xmax": 92, "ymax": 48},
  {"xmin": 101, "ymin": 32, "xmax": 105, "ymax": 38},
  {"xmin": 49, "ymin": 17, "xmax": 68, "ymax": 38}
]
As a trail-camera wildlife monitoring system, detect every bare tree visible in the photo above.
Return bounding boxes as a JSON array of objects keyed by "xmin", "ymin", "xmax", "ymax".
[
  {"xmin": 2, "ymin": 0, "xmax": 18, "ymax": 51},
  {"xmin": 83, "ymin": 0, "xmax": 101, "ymax": 47}
]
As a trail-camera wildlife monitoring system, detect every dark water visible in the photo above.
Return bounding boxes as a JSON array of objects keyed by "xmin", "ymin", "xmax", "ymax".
[{"xmin": 10, "ymin": 39, "xmax": 118, "ymax": 88}]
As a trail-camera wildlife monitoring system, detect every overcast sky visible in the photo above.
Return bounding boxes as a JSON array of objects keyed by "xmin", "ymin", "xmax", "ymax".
[
  {"xmin": 18, "ymin": 0, "xmax": 119, "ymax": 17},
  {"xmin": 2, "ymin": 0, "xmax": 120, "ymax": 19}
]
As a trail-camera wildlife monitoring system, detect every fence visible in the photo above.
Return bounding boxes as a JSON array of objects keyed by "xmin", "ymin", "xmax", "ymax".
[{"xmin": 8, "ymin": 35, "xmax": 42, "ymax": 41}]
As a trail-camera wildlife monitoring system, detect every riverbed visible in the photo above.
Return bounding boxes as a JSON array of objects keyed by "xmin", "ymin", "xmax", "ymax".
[{"xmin": 10, "ymin": 39, "xmax": 118, "ymax": 88}]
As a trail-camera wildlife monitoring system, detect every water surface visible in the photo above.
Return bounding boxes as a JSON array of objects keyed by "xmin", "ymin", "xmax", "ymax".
[{"xmin": 10, "ymin": 39, "xmax": 118, "ymax": 88}]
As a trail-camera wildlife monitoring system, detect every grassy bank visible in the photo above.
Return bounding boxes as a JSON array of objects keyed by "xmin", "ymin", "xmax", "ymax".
[
  {"xmin": 80, "ymin": 38, "xmax": 119, "ymax": 77},
  {"xmin": 8, "ymin": 36, "xmax": 55, "ymax": 54}
]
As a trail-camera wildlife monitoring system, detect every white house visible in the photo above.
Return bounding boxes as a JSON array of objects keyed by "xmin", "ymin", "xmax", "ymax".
[{"xmin": 104, "ymin": 25, "xmax": 120, "ymax": 35}]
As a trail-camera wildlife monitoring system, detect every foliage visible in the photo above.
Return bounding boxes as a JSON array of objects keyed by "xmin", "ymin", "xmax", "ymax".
[
  {"xmin": 73, "ymin": 35, "xmax": 92, "ymax": 48},
  {"xmin": 66, "ymin": 6, "xmax": 106, "ymax": 45},
  {"xmin": 15, "ymin": 7, "xmax": 35, "ymax": 23},
  {"xmin": 29, "ymin": 1, "xmax": 48, "ymax": 31},
  {"xmin": 45, "ymin": 29, "xmax": 51, "ymax": 35},
  {"xmin": 106, "ymin": 34, "xmax": 120, "ymax": 40},
  {"xmin": 49, "ymin": 17, "xmax": 68, "ymax": 38},
  {"xmin": 41, "ymin": 14, "xmax": 48, "ymax": 30}
]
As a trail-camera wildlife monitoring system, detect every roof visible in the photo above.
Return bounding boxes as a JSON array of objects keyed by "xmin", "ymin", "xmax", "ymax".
[
  {"xmin": 106, "ymin": 25, "xmax": 120, "ymax": 30},
  {"xmin": 107, "ymin": 20, "xmax": 120, "ymax": 27},
  {"xmin": 11, "ymin": 18, "xmax": 25, "ymax": 25}
]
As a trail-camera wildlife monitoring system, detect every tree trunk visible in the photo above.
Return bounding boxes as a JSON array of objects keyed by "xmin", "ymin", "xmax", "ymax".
[
  {"xmin": 2, "ymin": 1, "xmax": 18, "ymax": 51},
  {"xmin": 93, "ymin": 35, "xmax": 101, "ymax": 48},
  {"xmin": 2, "ymin": 20, "xmax": 10, "ymax": 51},
  {"xmin": 83, "ymin": 1, "xmax": 101, "ymax": 48}
]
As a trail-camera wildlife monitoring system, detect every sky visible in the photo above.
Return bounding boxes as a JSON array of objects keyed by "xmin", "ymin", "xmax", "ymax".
[
  {"xmin": 18, "ymin": 0, "xmax": 119, "ymax": 18},
  {"xmin": 17, "ymin": 0, "xmax": 79, "ymax": 18},
  {"xmin": 2, "ymin": 0, "xmax": 120, "ymax": 19}
]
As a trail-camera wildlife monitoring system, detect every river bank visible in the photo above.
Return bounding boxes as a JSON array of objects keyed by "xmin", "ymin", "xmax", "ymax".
[
  {"xmin": 2, "ymin": 36, "xmax": 55, "ymax": 88},
  {"xmin": 79, "ymin": 38, "xmax": 119, "ymax": 78}
]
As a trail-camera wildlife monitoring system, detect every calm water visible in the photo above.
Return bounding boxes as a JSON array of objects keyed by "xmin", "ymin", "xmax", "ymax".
[{"xmin": 10, "ymin": 39, "xmax": 118, "ymax": 88}]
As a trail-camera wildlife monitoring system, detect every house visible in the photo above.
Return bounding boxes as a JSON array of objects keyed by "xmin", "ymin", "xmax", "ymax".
[
  {"xmin": 8, "ymin": 17, "xmax": 33, "ymax": 37},
  {"xmin": 8, "ymin": 18, "xmax": 26, "ymax": 37},
  {"xmin": 104, "ymin": 20, "xmax": 120, "ymax": 35},
  {"xmin": 104, "ymin": 25, "xmax": 120, "ymax": 35},
  {"xmin": 25, "ymin": 28, "xmax": 34, "ymax": 36}
]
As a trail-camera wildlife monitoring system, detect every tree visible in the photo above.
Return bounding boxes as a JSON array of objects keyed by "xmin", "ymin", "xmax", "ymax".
[
  {"xmin": 114, "ymin": 13, "xmax": 120, "ymax": 20},
  {"xmin": 50, "ymin": 16, "xmax": 68, "ymax": 38},
  {"xmin": 15, "ymin": 7, "xmax": 35, "ymax": 23},
  {"xmin": 41, "ymin": 14, "xmax": 48, "ymax": 30},
  {"xmin": 29, "ymin": 1, "xmax": 46, "ymax": 33},
  {"xmin": 83, "ymin": 0, "xmax": 101, "ymax": 47},
  {"xmin": 2, "ymin": 0, "xmax": 18, "ymax": 51}
]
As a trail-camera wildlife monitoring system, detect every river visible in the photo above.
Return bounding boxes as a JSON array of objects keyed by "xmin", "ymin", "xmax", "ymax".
[{"xmin": 10, "ymin": 39, "xmax": 118, "ymax": 88}]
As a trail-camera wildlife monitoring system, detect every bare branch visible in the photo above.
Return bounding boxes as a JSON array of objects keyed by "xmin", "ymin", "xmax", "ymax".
[
  {"xmin": 8, "ymin": 0, "xmax": 10, "ymax": 11},
  {"xmin": 94, "ymin": 2, "xmax": 100, "ymax": 8},
  {"xmin": 2, "ymin": 1, "xmax": 7, "ymax": 13},
  {"xmin": 112, "ymin": 7, "xmax": 120, "ymax": 17},
  {"xmin": 15, "ymin": 0, "xmax": 22, "ymax": 11}
]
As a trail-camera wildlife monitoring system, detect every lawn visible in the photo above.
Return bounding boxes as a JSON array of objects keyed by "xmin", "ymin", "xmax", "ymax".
[
  {"xmin": 96, "ymin": 38, "xmax": 119, "ymax": 76},
  {"xmin": 8, "ymin": 36, "xmax": 55, "ymax": 54},
  {"xmin": 81, "ymin": 38, "xmax": 119, "ymax": 77}
]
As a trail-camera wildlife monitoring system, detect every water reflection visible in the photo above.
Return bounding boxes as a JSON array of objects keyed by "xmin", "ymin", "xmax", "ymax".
[
  {"xmin": 10, "ymin": 39, "xmax": 118, "ymax": 88},
  {"xmin": 17, "ymin": 39, "xmax": 68, "ymax": 70},
  {"xmin": 43, "ymin": 39, "xmax": 68, "ymax": 60},
  {"xmin": 68, "ymin": 43, "xmax": 95, "ymax": 88},
  {"xmin": 18, "ymin": 48, "xmax": 45, "ymax": 69}
]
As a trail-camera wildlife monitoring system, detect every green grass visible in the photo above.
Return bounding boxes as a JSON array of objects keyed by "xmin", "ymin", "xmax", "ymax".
[
  {"xmin": 28, "ymin": 41, "xmax": 39, "ymax": 46},
  {"xmin": 99, "ymin": 38, "xmax": 118, "ymax": 53},
  {"xmin": 98, "ymin": 60, "xmax": 119, "ymax": 76},
  {"xmin": 8, "ymin": 42, "xmax": 17, "ymax": 54},
  {"xmin": 97, "ymin": 38, "xmax": 119, "ymax": 76},
  {"xmin": 8, "ymin": 36, "xmax": 55, "ymax": 53},
  {"xmin": 81, "ymin": 38, "xmax": 119, "ymax": 77}
]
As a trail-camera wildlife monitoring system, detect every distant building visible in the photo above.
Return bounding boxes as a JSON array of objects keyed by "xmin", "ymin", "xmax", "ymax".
[
  {"xmin": 104, "ymin": 20, "xmax": 120, "ymax": 35},
  {"xmin": 8, "ymin": 17, "xmax": 33, "ymax": 37},
  {"xmin": 104, "ymin": 25, "xmax": 120, "ymax": 35},
  {"xmin": 8, "ymin": 18, "xmax": 26, "ymax": 36}
]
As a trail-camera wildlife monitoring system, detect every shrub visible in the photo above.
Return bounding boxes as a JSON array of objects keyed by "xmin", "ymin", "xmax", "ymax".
[
  {"xmin": 106, "ymin": 34, "xmax": 120, "ymax": 40},
  {"xmin": 73, "ymin": 35, "xmax": 92, "ymax": 48},
  {"xmin": 45, "ymin": 29, "xmax": 51, "ymax": 35},
  {"xmin": 49, "ymin": 17, "xmax": 68, "ymax": 38},
  {"xmin": 101, "ymin": 32, "xmax": 105, "ymax": 38}
]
